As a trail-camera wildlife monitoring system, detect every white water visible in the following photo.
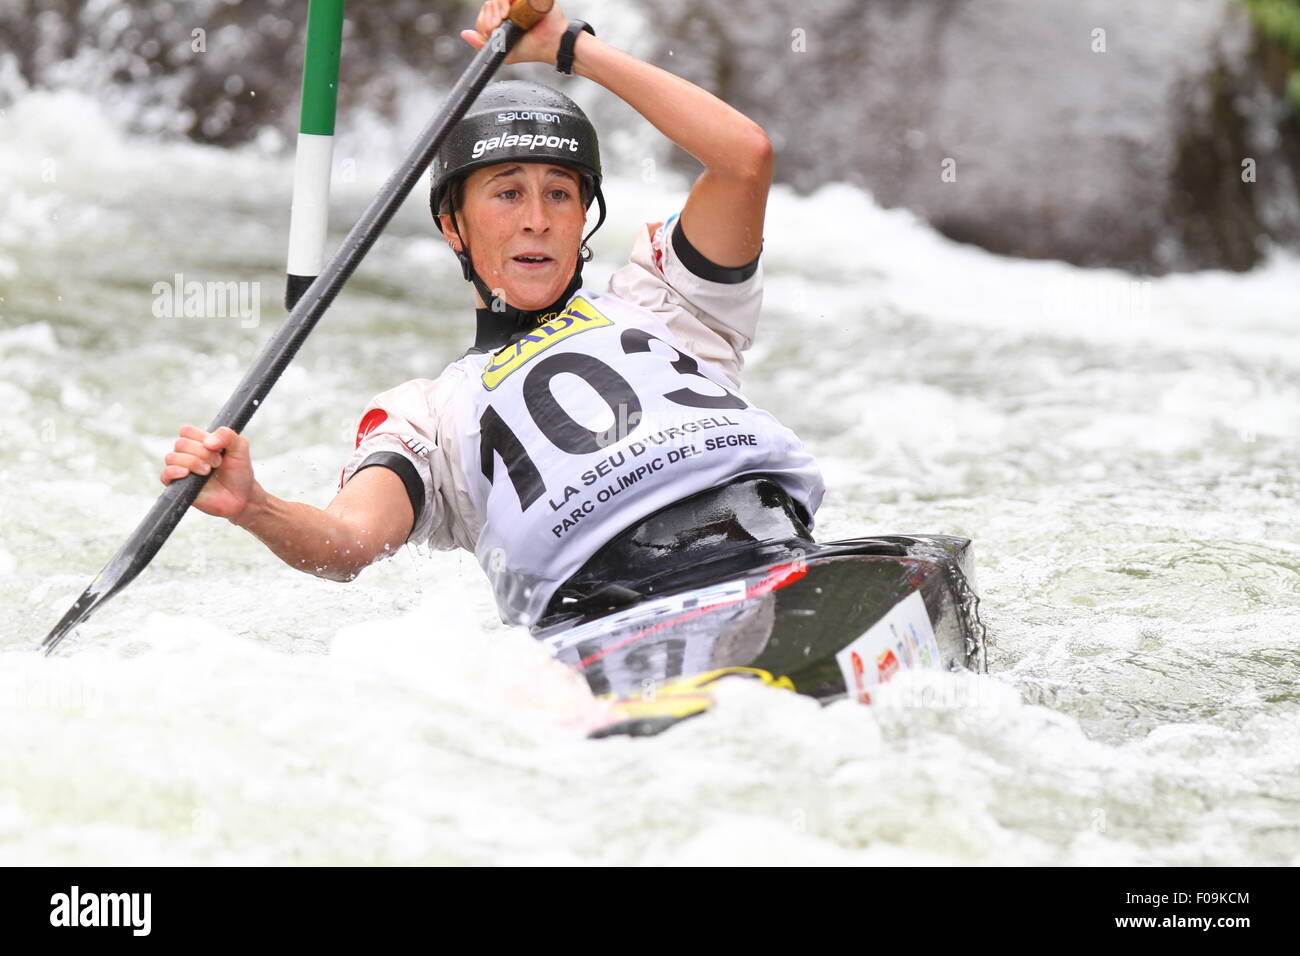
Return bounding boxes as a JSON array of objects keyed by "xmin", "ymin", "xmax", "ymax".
[{"xmin": 1, "ymin": 87, "xmax": 1298, "ymax": 865}]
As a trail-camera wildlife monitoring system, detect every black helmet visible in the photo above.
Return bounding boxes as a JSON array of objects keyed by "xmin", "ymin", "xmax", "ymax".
[{"xmin": 429, "ymin": 79, "xmax": 603, "ymax": 223}]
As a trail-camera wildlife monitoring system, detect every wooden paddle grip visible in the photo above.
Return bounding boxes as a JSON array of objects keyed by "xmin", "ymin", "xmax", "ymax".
[{"xmin": 508, "ymin": 0, "xmax": 554, "ymax": 30}]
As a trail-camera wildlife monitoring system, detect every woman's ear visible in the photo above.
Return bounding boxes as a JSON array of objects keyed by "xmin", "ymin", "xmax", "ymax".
[{"xmin": 439, "ymin": 212, "xmax": 463, "ymax": 252}]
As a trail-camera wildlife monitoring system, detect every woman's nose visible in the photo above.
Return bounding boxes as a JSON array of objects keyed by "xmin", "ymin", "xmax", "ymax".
[{"xmin": 521, "ymin": 191, "xmax": 550, "ymax": 231}]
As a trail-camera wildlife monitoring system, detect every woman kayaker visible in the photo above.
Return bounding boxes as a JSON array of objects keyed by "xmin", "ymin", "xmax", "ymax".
[{"xmin": 162, "ymin": 0, "xmax": 824, "ymax": 626}]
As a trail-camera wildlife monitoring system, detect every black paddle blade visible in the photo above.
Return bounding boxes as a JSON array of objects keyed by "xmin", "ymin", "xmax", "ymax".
[
  {"xmin": 40, "ymin": 581, "xmax": 113, "ymax": 656},
  {"xmin": 39, "ymin": 472, "xmax": 205, "ymax": 655}
]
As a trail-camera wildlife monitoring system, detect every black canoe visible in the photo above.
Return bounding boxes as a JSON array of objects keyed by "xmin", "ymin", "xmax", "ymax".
[{"xmin": 531, "ymin": 477, "xmax": 988, "ymax": 737}]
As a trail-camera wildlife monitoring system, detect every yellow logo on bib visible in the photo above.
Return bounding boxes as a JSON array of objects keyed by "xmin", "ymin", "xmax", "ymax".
[{"xmin": 481, "ymin": 296, "xmax": 612, "ymax": 390}]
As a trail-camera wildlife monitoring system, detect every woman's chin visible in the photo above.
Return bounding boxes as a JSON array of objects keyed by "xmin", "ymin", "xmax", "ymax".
[{"xmin": 502, "ymin": 279, "xmax": 568, "ymax": 311}]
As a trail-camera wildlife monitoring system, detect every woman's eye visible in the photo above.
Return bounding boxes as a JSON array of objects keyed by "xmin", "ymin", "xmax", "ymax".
[
  {"xmin": 499, "ymin": 188, "xmax": 521, "ymax": 200},
  {"xmin": 548, "ymin": 189, "xmax": 570, "ymax": 201}
]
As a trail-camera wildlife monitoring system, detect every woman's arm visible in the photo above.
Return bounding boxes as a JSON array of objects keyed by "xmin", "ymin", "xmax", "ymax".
[
  {"xmin": 163, "ymin": 425, "xmax": 413, "ymax": 582},
  {"xmin": 574, "ymin": 35, "xmax": 773, "ymax": 269},
  {"xmin": 462, "ymin": 1, "xmax": 773, "ymax": 268},
  {"xmin": 236, "ymin": 467, "xmax": 414, "ymax": 583}
]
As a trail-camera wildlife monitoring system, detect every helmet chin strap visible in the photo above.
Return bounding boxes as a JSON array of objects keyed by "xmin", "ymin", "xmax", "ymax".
[{"xmin": 447, "ymin": 186, "xmax": 607, "ymax": 354}]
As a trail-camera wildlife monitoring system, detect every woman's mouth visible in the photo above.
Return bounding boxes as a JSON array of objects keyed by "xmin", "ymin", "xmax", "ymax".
[{"xmin": 511, "ymin": 254, "xmax": 553, "ymax": 269}]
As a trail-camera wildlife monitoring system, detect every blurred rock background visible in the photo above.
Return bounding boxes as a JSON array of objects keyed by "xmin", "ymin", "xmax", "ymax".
[{"xmin": 2, "ymin": 0, "xmax": 1298, "ymax": 274}]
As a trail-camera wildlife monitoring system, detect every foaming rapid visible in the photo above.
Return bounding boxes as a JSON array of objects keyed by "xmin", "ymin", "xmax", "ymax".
[{"xmin": 1, "ymin": 88, "xmax": 1297, "ymax": 865}]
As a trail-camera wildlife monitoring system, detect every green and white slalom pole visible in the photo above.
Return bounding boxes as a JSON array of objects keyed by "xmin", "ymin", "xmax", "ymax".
[{"xmin": 285, "ymin": 0, "xmax": 345, "ymax": 311}]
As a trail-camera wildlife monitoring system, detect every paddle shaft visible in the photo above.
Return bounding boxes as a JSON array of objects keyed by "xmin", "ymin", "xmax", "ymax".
[{"xmin": 41, "ymin": 0, "xmax": 555, "ymax": 654}]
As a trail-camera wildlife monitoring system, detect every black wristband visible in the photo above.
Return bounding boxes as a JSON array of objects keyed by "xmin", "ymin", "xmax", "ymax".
[{"xmin": 556, "ymin": 20, "xmax": 594, "ymax": 75}]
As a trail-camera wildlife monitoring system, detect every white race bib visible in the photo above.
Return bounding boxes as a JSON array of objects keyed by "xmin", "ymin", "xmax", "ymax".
[{"xmin": 443, "ymin": 289, "xmax": 824, "ymax": 625}]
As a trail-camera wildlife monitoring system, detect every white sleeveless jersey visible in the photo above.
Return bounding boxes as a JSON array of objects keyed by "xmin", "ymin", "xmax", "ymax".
[
  {"xmin": 338, "ymin": 215, "xmax": 825, "ymax": 627},
  {"xmin": 439, "ymin": 289, "xmax": 822, "ymax": 624}
]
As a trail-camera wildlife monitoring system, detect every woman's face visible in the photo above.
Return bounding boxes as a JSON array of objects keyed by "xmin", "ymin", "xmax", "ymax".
[{"xmin": 440, "ymin": 161, "xmax": 587, "ymax": 311}]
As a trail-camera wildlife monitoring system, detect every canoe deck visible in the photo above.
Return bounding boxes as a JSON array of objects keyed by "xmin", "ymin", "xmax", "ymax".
[{"xmin": 532, "ymin": 534, "xmax": 987, "ymax": 736}]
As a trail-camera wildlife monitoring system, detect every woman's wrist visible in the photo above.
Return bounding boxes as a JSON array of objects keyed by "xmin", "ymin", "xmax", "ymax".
[
  {"xmin": 549, "ymin": 17, "xmax": 571, "ymax": 67},
  {"xmin": 570, "ymin": 30, "xmax": 606, "ymax": 81},
  {"xmin": 555, "ymin": 20, "xmax": 594, "ymax": 74},
  {"xmin": 230, "ymin": 481, "xmax": 270, "ymax": 529},
  {"xmin": 523, "ymin": 13, "xmax": 569, "ymax": 68}
]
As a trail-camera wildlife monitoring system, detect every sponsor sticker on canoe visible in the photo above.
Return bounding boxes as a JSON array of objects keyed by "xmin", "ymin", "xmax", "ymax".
[
  {"xmin": 543, "ymin": 576, "xmax": 749, "ymax": 655},
  {"xmin": 834, "ymin": 590, "xmax": 941, "ymax": 705},
  {"xmin": 481, "ymin": 296, "xmax": 612, "ymax": 391}
]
